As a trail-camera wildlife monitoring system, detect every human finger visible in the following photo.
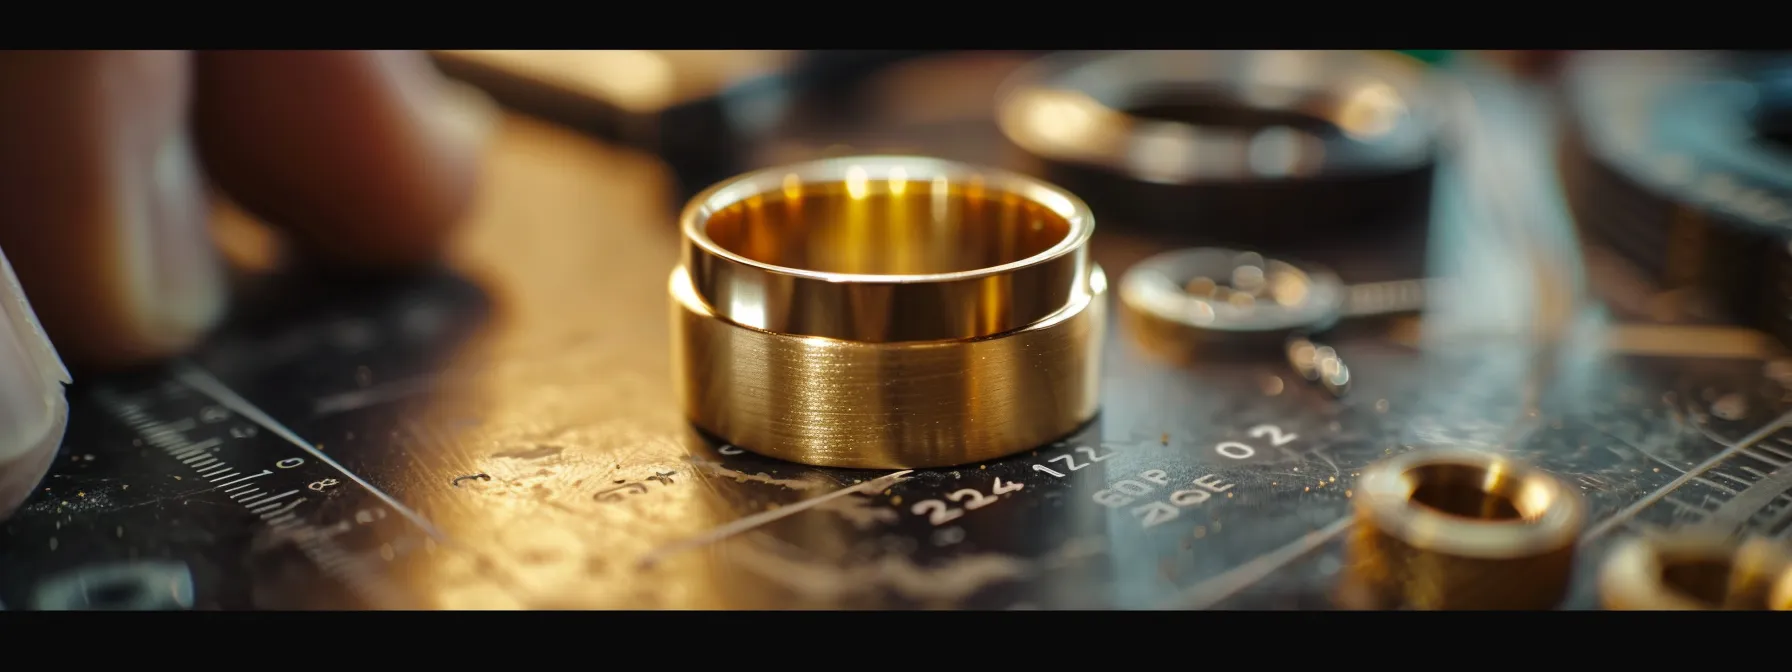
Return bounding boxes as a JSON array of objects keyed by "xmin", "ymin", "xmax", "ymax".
[
  {"xmin": 0, "ymin": 50, "xmax": 227, "ymax": 369},
  {"xmin": 192, "ymin": 50, "xmax": 491, "ymax": 270}
]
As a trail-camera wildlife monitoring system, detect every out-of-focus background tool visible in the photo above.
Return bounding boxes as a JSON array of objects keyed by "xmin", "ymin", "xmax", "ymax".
[{"xmin": 4, "ymin": 50, "xmax": 1792, "ymax": 611}]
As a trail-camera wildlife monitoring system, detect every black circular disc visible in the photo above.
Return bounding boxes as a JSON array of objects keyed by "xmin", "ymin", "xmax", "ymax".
[{"xmin": 995, "ymin": 50, "xmax": 1443, "ymax": 251}]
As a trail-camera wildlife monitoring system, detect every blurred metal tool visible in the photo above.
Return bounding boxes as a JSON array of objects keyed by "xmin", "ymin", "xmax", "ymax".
[
  {"xmin": 995, "ymin": 50, "xmax": 1441, "ymax": 252},
  {"xmin": 1118, "ymin": 247, "xmax": 1446, "ymax": 397},
  {"xmin": 1562, "ymin": 51, "xmax": 1792, "ymax": 345}
]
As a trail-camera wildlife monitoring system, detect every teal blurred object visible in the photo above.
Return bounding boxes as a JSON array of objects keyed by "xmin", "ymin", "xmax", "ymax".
[{"xmin": 1395, "ymin": 50, "xmax": 1454, "ymax": 65}]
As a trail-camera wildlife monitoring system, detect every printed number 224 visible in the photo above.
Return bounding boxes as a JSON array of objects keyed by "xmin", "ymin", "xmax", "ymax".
[{"xmin": 911, "ymin": 478, "xmax": 1023, "ymax": 525}]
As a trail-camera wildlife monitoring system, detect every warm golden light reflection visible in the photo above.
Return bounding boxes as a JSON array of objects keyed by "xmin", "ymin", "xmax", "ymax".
[
  {"xmin": 1515, "ymin": 481, "xmax": 1556, "ymax": 522},
  {"xmin": 1482, "ymin": 461, "xmax": 1507, "ymax": 498},
  {"xmin": 888, "ymin": 167, "xmax": 909, "ymax": 195},
  {"xmin": 781, "ymin": 173, "xmax": 802, "ymax": 201},
  {"xmin": 701, "ymin": 176, "xmax": 1072, "ymax": 277},
  {"xmin": 383, "ymin": 119, "xmax": 752, "ymax": 609},
  {"xmin": 844, "ymin": 165, "xmax": 870, "ymax": 200},
  {"xmin": 1270, "ymin": 270, "xmax": 1308, "ymax": 307},
  {"xmin": 927, "ymin": 175, "xmax": 949, "ymax": 231},
  {"xmin": 1005, "ymin": 88, "xmax": 1126, "ymax": 159},
  {"xmin": 1125, "ymin": 122, "xmax": 1198, "ymax": 183},
  {"xmin": 1336, "ymin": 82, "xmax": 1407, "ymax": 140}
]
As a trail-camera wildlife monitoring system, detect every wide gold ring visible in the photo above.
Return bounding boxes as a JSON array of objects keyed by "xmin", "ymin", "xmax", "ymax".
[{"xmin": 670, "ymin": 155, "xmax": 1106, "ymax": 469}]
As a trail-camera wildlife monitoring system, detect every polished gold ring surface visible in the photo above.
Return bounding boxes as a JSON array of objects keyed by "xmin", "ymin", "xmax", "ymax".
[{"xmin": 671, "ymin": 155, "xmax": 1105, "ymax": 469}]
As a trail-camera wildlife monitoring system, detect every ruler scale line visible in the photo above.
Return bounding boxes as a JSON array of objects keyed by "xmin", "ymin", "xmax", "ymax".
[
  {"xmin": 1583, "ymin": 410, "xmax": 1792, "ymax": 542},
  {"xmin": 243, "ymin": 489, "xmax": 297, "ymax": 508},
  {"xmin": 175, "ymin": 362, "xmax": 448, "ymax": 543}
]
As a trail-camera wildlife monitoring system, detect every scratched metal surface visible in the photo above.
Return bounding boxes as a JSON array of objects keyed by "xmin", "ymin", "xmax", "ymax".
[{"xmin": 3, "ymin": 54, "xmax": 1792, "ymax": 610}]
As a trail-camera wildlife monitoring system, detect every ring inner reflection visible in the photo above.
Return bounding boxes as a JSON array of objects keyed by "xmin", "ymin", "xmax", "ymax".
[{"xmin": 703, "ymin": 176, "xmax": 1072, "ymax": 276}]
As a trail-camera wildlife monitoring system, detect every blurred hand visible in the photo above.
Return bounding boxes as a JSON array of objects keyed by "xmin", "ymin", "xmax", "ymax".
[{"xmin": 0, "ymin": 50, "xmax": 488, "ymax": 517}]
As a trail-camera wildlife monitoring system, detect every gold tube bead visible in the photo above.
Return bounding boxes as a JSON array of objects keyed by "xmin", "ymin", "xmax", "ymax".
[
  {"xmin": 1599, "ymin": 532, "xmax": 1792, "ymax": 610},
  {"xmin": 1340, "ymin": 448, "xmax": 1585, "ymax": 610}
]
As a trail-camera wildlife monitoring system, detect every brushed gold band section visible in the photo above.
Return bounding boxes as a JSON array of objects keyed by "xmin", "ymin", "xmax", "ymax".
[
  {"xmin": 671, "ymin": 264, "xmax": 1106, "ymax": 469},
  {"xmin": 680, "ymin": 156, "xmax": 1094, "ymax": 343},
  {"xmin": 1599, "ymin": 533, "xmax": 1792, "ymax": 610},
  {"xmin": 1341, "ymin": 448, "xmax": 1585, "ymax": 610}
]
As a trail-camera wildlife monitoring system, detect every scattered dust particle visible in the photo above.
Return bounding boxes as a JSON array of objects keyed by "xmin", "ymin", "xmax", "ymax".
[
  {"xmin": 1653, "ymin": 468, "xmax": 1661, "ymax": 473},
  {"xmin": 379, "ymin": 543, "xmax": 396, "ymax": 561},
  {"xmin": 173, "ymin": 476, "xmax": 182, "ymax": 481},
  {"xmin": 1711, "ymin": 393, "xmax": 1747, "ymax": 420},
  {"xmin": 883, "ymin": 489, "xmax": 892, "ymax": 495},
  {"xmin": 115, "ymin": 527, "xmax": 123, "ymax": 538},
  {"xmin": 1346, "ymin": 490, "xmax": 1354, "ymax": 498},
  {"xmin": 54, "ymin": 522, "xmax": 60, "ymax": 530},
  {"xmin": 951, "ymin": 471, "xmax": 960, "ymax": 479},
  {"xmin": 77, "ymin": 492, "xmax": 84, "ymax": 498},
  {"xmin": 1194, "ymin": 526, "xmax": 1207, "ymax": 538},
  {"xmin": 1329, "ymin": 476, "xmax": 1336, "ymax": 482},
  {"xmin": 122, "ymin": 485, "xmax": 128, "ymax": 490},
  {"xmin": 1272, "ymin": 482, "xmax": 1279, "ymax": 486},
  {"xmin": 82, "ymin": 454, "xmax": 95, "ymax": 461},
  {"xmin": 315, "ymin": 444, "xmax": 325, "ymax": 450},
  {"xmin": 1161, "ymin": 433, "xmax": 1170, "ymax": 445},
  {"xmin": 48, "ymin": 538, "xmax": 57, "ymax": 550},
  {"xmin": 1227, "ymin": 492, "xmax": 1233, "ymax": 498},
  {"xmin": 1375, "ymin": 399, "xmax": 1389, "ymax": 413},
  {"xmin": 978, "ymin": 465, "xmax": 986, "ymax": 470},
  {"xmin": 891, "ymin": 496, "xmax": 903, "ymax": 505},
  {"xmin": 1304, "ymin": 487, "xmax": 1310, "ymax": 492}
]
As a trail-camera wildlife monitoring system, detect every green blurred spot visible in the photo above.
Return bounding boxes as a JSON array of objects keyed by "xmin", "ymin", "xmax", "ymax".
[{"xmin": 1395, "ymin": 50, "xmax": 1454, "ymax": 65}]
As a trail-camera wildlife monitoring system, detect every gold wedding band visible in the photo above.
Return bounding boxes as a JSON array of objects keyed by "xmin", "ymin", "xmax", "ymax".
[
  {"xmin": 1341, "ymin": 448, "xmax": 1585, "ymax": 610},
  {"xmin": 670, "ymin": 156, "xmax": 1106, "ymax": 469}
]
